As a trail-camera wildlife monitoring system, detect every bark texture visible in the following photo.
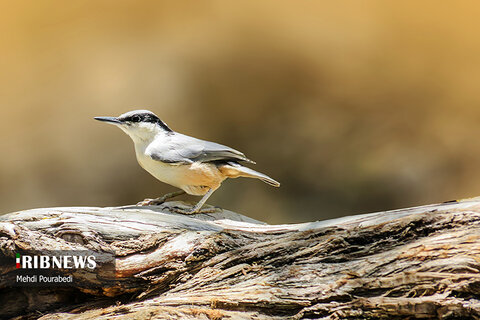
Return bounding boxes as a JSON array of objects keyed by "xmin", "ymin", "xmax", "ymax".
[{"xmin": 1, "ymin": 199, "xmax": 480, "ymax": 319}]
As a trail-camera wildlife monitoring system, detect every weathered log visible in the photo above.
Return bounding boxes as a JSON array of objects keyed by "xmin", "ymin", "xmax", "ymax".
[{"xmin": 1, "ymin": 199, "xmax": 480, "ymax": 319}]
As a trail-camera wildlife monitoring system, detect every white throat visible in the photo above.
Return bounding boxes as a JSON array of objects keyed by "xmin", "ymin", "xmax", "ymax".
[{"xmin": 119, "ymin": 123, "xmax": 165, "ymax": 146}]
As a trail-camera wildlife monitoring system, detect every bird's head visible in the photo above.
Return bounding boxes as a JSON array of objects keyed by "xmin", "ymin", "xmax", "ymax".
[{"xmin": 95, "ymin": 110, "xmax": 172, "ymax": 143}]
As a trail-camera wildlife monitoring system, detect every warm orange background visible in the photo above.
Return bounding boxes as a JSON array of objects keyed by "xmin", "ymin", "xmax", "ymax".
[{"xmin": 1, "ymin": 2, "xmax": 480, "ymax": 223}]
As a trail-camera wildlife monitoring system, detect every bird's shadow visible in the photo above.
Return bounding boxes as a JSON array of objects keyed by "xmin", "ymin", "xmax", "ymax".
[{"xmin": 114, "ymin": 200, "xmax": 266, "ymax": 224}]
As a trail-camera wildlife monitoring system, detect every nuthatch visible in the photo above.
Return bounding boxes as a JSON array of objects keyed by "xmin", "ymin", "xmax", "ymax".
[{"xmin": 95, "ymin": 110, "xmax": 280, "ymax": 214}]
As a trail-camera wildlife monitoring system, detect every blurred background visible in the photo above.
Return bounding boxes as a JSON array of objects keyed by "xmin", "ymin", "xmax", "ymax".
[{"xmin": 1, "ymin": 1, "xmax": 480, "ymax": 223}]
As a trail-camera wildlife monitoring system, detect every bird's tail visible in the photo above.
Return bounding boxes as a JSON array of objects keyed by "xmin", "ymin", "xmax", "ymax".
[{"xmin": 220, "ymin": 162, "xmax": 280, "ymax": 187}]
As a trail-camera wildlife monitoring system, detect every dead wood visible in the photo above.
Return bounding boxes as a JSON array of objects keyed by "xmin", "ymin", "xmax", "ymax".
[{"xmin": 1, "ymin": 199, "xmax": 480, "ymax": 319}]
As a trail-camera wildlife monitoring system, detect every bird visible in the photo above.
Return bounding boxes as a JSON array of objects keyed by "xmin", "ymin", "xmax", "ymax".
[{"xmin": 94, "ymin": 110, "xmax": 280, "ymax": 214}]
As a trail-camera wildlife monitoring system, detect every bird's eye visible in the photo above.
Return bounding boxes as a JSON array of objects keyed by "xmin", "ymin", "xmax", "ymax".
[{"xmin": 131, "ymin": 115, "xmax": 141, "ymax": 122}]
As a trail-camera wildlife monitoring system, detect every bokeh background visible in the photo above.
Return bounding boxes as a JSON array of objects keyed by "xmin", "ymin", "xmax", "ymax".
[{"xmin": 1, "ymin": 1, "xmax": 480, "ymax": 223}]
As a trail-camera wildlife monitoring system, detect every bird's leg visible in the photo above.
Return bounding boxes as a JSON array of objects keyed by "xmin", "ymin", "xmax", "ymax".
[
  {"xmin": 171, "ymin": 188, "xmax": 217, "ymax": 215},
  {"xmin": 137, "ymin": 190, "xmax": 186, "ymax": 206}
]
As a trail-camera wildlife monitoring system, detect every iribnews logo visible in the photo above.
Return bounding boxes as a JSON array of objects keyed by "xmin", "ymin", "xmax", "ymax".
[{"xmin": 15, "ymin": 253, "xmax": 97, "ymax": 269}]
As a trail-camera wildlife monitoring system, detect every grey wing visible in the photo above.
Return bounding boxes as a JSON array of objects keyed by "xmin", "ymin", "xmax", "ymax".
[
  {"xmin": 185, "ymin": 140, "xmax": 255, "ymax": 164},
  {"xmin": 147, "ymin": 133, "xmax": 255, "ymax": 164}
]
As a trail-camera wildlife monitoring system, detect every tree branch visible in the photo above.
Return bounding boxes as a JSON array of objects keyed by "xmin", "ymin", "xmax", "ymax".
[{"xmin": 1, "ymin": 199, "xmax": 480, "ymax": 319}]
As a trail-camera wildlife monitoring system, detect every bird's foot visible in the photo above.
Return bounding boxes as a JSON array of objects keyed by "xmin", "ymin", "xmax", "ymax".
[{"xmin": 137, "ymin": 190, "xmax": 186, "ymax": 206}]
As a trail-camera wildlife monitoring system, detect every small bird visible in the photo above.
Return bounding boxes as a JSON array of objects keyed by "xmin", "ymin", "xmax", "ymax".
[{"xmin": 94, "ymin": 110, "xmax": 280, "ymax": 214}]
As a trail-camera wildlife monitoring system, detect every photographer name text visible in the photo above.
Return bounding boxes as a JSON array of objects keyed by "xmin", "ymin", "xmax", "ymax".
[{"xmin": 16, "ymin": 275, "xmax": 73, "ymax": 283}]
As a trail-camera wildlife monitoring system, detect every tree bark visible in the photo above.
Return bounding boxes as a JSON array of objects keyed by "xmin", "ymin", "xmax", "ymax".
[{"xmin": 1, "ymin": 199, "xmax": 480, "ymax": 319}]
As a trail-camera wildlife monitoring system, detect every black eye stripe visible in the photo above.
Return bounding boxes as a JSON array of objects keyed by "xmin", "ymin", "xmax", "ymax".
[
  {"xmin": 121, "ymin": 113, "xmax": 151, "ymax": 123},
  {"xmin": 119, "ymin": 112, "xmax": 173, "ymax": 132}
]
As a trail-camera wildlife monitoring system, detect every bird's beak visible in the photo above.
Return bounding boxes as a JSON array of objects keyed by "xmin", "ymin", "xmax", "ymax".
[{"xmin": 94, "ymin": 116, "xmax": 122, "ymax": 124}]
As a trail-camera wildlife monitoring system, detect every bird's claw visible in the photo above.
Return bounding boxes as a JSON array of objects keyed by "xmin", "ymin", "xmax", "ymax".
[
  {"xmin": 137, "ymin": 191, "xmax": 186, "ymax": 206},
  {"xmin": 137, "ymin": 198, "xmax": 164, "ymax": 206}
]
